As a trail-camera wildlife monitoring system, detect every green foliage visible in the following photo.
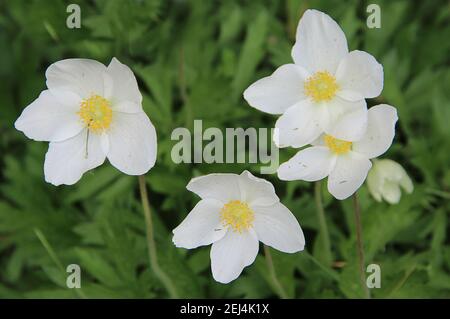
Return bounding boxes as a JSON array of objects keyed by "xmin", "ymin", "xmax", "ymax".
[{"xmin": 0, "ymin": 0, "xmax": 449, "ymax": 298}]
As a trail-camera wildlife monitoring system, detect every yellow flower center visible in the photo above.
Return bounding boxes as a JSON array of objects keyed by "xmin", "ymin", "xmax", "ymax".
[
  {"xmin": 324, "ymin": 134, "xmax": 352, "ymax": 155},
  {"xmin": 78, "ymin": 95, "xmax": 113, "ymax": 133},
  {"xmin": 304, "ymin": 71, "xmax": 339, "ymax": 102},
  {"xmin": 220, "ymin": 200, "xmax": 254, "ymax": 232}
]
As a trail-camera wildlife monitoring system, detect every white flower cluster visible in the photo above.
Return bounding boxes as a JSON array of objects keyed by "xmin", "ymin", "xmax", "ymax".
[
  {"xmin": 244, "ymin": 9, "xmax": 402, "ymax": 200},
  {"xmin": 14, "ymin": 9, "xmax": 413, "ymax": 285},
  {"xmin": 174, "ymin": 10, "xmax": 412, "ymax": 283}
]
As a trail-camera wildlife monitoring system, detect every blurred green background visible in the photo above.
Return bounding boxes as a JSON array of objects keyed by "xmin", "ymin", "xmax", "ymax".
[{"xmin": 0, "ymin": 0, "xmax": 449, "ymax": 298}]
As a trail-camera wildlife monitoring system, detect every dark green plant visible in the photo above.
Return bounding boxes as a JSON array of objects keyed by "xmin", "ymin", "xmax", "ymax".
[{"xmin": 0, "ymin": 0, "xmax": 449, "ymax": 298}]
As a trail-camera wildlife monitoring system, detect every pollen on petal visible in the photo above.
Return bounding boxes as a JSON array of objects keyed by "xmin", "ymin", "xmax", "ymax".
[
  {"xmin": 304, "ymin": 71, "xmax": 339, "ymax": 102},
  {"xmin": 324, "ymin": 134, "xmax": 352, "ymax": 155},
  {"xmin": 220, "ymin": 200, "xmax": 254, "ymax": 233},
  {"xmin": 78, "ymin": 95, "xmax": 113, "ymax": 133}
]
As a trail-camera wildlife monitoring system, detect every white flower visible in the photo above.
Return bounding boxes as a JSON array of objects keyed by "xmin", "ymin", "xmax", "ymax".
[
  {"xmin": 172, "ymin": 170, "xmax": 305, "ymax": 284},
  {"xmin": 243, "ymin": 9, "xmax": 383, "ymax": 148},
  {"xmin": 15, "ymin": 58, "xmax": 157, "ymax": 186},
  {"xmin": 367, "ymin": 159, "xmax": 413, "ymax": 204},
  {"xmin": 278, "ymin": 104, "xmax": 398, "ymax": 200}
]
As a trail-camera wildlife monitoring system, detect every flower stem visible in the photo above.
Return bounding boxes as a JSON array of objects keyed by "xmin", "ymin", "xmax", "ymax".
[
  {"xmin": 34, "ymin": 228, "xmax": 87, "ymax": 299},
  {"xmin": 314, "ymin": 181, "xmax": 332, "ymax": 266},
  {"xmin": 263, "ymin": 245, "xmax": 288, "ymax": 299},
  {"xmin": 138, "ymin": 175, "xmax": 179, "ymax": 298},
  {"xmin": 352, "ymin": 193, "xmax": 370, "ymax": 299}
]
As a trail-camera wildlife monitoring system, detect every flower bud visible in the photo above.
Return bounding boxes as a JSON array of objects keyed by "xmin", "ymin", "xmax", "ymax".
[{"xmin": 367, "ymin": 159, "xmax": 413, "ymax": 204}]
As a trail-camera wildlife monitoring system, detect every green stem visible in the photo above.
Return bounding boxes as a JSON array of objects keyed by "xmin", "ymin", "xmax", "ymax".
[
  {"xmin": 387, "ymin": 263, "xmax": 416, "ymax": 297},
  {"xmin": 314, "ymin": 181, "xmax": 332, "ymax": 266},
  {"xmin": 34, "ymin": 228, "xmax": 87, "ymax": 299},
  {"xmin": 138, "ymin": 176, "xmax": 179, "ymax": 298},
  {"xmin": 352, "ymin": 193, "xmax": 371, "ymax": 299},
  {"xmin": 301, "ymin": 251, "xmax": 339, "ymax": 282},
  {"xmin": 263, "ymin": 245, "xmax": 288, "ymax": 299}
]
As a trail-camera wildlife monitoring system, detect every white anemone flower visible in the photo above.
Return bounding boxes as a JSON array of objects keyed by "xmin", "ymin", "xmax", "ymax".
[
  {"xmin": 367, "ymin": 159, "xmax": 413, "ymax": 204},
  {"xmin": 15, "ymin": 58, "xmax": 157, "ymax": 186},
  {"xmin": 278, "ymin": 105, "xmax": 398, "ymax": 200},
  {"xmin": 172, "ymin": 170, "xmax": 305, "ymax": 284},
  {"xmin": 244, "ymin": 9, "xmax": 383, "ymax": 148}
]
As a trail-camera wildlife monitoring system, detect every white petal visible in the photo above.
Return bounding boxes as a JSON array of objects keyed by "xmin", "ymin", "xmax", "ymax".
[
  {"xmin": 352, "ymin": 104, "xmax": 398, "ymax": 158},
  {"xmin": 292, "ymin": 9, "xmax": 348, "ymax": 74},
  {"xmin": 100, "ymin": 132, "xmax": 109, "ymax": 154},
  {"xmin": 323, "ymin": 97, "xmax": 368, "ymax": 141},
  {"xmin": 112, "ymin": 101, "xmax": 143, "ymax": 114},
  {"xmin": 400, "ymin": 172, "xmax": 414, "ymax": 194},
  {"xmin": 335, "ymin": 50, "xmax": 383, "ymax": 101},
  {"xmin": 46, "ymin": 59, "xmax": 108, "ymax": 99},
  {"xmin": 15, "ymin": 90, "xmax": 83, "ymax": 142},
  {"xmin": 172, "ymin": 199, "xmax": 227, "ymax": 249},
  {"xmin": 238, "ymin": 171, "xmax": 279, "ymax": 207},
  {"xmin": 382, "ymin": 182, "xmax": 401, "ymax": 204},
  {"xmin": 44, "ymin": 129, "xmax": 106, "ymax": 186},
  {"xmin": 377, "ymin": 159, "xmax": 405, "ymax": 181},
  {"xmin": 274, "ymin": 100, "xmax": 323, "ymax": 148},
  {"xmin": 106, "ymin": 112, "xmax": 157, "ymax": 175},
  {"xmin": 327, "ymin": 152, "xmax": 372, "ymax": 200},
  {"xmin": 277, "ymin": 146, "xmax": 336, "ymax": 182},
  {"xmin": 310, "ymin": 134, "xmax": 326, "ymax": 146},
  {"xmin": 210, "ymin": 228, "xmax": 259, "ymax": 284},
  {"xmin": 187, "ymin": 173, "xmax": 242, "ymax": 203},
  {"xmin": 243, "ymin": 64, "xmax": 309, "ymax": 115},
  {"xmin": 366, "ymin": 165, "xmax": 383, "ymax": 202},
  {"xmin": 105, "ymin": 57, "xmax": 143, "ymax": 112},
  {"xmin": 252, "ymin": 202, "xmax": 305, "ymax": 253}
]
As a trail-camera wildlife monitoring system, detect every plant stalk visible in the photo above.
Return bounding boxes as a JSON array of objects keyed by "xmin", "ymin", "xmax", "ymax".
[
  {"xmin": 264, "ymin": 244, "xmax": 288, "ymax": 299},
  {"xmin": 138, "ymin": 175, "xmax": 179, "ymax": 298},
  {"xmin": 314, "ymin": 181, "xmax": 332, "ymax": 266},
  {"xmin": 352, "ymin": 193, "xmax": 370, "ymax": 299},
  {"xmin": 34, "ymin": 228, "xmax": 87, "ymax": 299}
]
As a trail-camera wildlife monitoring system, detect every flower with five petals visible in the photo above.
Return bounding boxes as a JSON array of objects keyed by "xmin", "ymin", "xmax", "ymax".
[
  {"xmin": 244, "ymin": 9, "xmax": 383, "ymax": 148},
  {"xmin": 15, "ymin": 58, "xmax": 157, "ymax": 186},
  {"xmin": 172, "ymin": 171, "xmax": 305, "ymax": 283}
]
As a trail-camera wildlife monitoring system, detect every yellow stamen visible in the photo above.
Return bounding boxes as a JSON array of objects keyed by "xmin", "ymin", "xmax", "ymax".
[
  {"xmin": 220, "ymin": 200, "xmax": 254, "ymax": 233},
  {"xmin": 304, "ymin": 71, "xmax": 339, "ymax": 102},
  {"xmin": 324, "ymin": 134, "xmax": 352, "ymax": 154},
  {"xmin": 78, "ymin": 95, "xmax": 112, "ymax": 133}
]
